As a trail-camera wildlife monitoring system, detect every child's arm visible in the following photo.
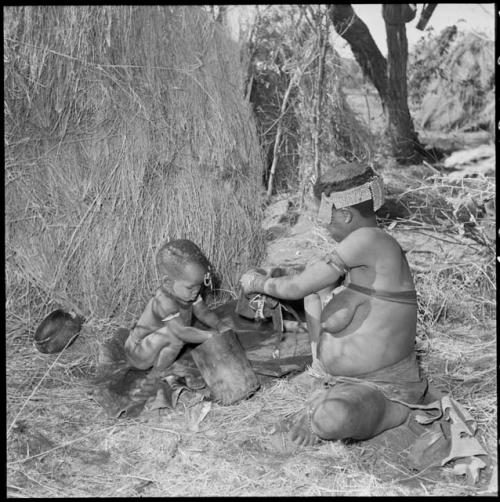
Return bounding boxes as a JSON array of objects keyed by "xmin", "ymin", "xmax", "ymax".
[
  {"xmin": 193, "ymin": 298, "xmax": 233, "ymax": 333},
  {"xmin": 153, "ymin": 295, "xmax": 216, "ymax": 343},
  {"xmin": 160, "ymin": 318, "xmax": 216, "ymax": 343}
]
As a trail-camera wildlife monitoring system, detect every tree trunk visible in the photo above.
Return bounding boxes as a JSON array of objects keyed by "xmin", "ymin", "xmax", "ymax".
[
  {"xmin": 328, "ymin": 4, "xmax": 425, "ymax": 164},
  {"xmin": 328, "ymin": 5, "xmax": 388, "ymax": 99},
  {"xmin": 382, "ymin": 4, "xmax": 422, "ymax": 162}
]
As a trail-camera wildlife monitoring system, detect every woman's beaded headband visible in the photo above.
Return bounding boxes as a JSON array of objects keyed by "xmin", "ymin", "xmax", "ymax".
[{"xmin": 317, "ymin": 176, "xmax": 385, "ymax": 225}]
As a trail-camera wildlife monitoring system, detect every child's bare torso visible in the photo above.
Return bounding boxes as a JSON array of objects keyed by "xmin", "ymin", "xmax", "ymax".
[
  {"xmin": 133, "ymin": 289, "xmax": 194, "ymax": 340},
  {"xmin": 318, "ymin": 229, "xmax": 417, "ymax": 376}
]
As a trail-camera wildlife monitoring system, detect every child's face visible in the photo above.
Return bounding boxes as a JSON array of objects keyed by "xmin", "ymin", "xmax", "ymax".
[{"xmin": 170, "ymin": 261, "xmax": 206, "ymax": 303}]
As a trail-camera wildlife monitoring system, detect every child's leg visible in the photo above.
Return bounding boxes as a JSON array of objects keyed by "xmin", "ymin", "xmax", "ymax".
[
  {"xmin": 154, "ymin": 341, "xmax": 184, "ymax": 371},
  {"xmin": 125, "ymin": 328, "xmax": 184, "ymax": 370},
  {"xmin": 125, "ymin": 330, "xmax": 184, "ymax": 402}
]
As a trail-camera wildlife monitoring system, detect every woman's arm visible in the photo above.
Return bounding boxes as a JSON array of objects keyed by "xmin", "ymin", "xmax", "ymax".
[{"xmin": 241, "ymin": 260, "xmax": 343, "ymax": 300}]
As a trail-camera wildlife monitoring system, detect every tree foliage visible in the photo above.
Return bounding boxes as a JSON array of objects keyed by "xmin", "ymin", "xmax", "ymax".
[
  {"xmin": 245, "ymin": 6, "xmax": 303, "ymax": 193},
  {"xmin": 408, "ymin": 26, "xmax": 495, "ymax": 132},
  {"xmin": 244, "ymin": 5, "xmax": 374, "ymax": 196},
  {"xmin": 408, "ymin": 25, "xmax": 458, "ymax": 106}
]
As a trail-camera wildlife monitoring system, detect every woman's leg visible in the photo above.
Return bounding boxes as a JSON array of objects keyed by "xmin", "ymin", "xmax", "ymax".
[
  {"xmin": 288, "ymin": 382, "xmax": 410, "ymax": 444},
  {"xmin": 310, "ymin": 383, "xmax": 410, "ymax": 440}
]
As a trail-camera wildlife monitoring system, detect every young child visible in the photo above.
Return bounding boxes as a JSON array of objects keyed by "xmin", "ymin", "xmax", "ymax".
[
  {"xmin": 124, "ymin": 239, "xmax": 233, "ymax": 400},
  {"xmin": 240, "ymin": 161, "xmax": 428, "ymax": 445}
]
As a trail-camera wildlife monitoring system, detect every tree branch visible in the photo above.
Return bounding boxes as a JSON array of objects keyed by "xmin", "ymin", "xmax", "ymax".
[
  {"xmin": 313, "ymin": 12, "xmax": 329, "ymax": 180},
  {"xmin": 327, "ymin": 4, "xmax": 388, "ymax": 102},
  {"xmin": 266, "ymin": 52, "xmax": 317, "ymax": 199}
]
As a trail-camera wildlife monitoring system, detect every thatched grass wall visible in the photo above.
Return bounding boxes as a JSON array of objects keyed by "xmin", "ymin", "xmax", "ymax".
[{"xmin": 4, "ymin": 6, "xmax": 266, "ymax": 321}]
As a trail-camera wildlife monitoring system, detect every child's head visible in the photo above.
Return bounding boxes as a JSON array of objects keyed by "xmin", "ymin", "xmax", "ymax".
[
  {"xmin": 313, "ymin": 161, "xmax": 385, "ymax": 241},
  {"xmin": 156, "ymin": 239, "xmax": 211, "ymax": 302}
]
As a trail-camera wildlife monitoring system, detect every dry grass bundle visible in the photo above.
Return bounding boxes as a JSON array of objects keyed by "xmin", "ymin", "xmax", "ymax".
[
  {"xmin": 5, "ymin": 6, "xmax": 266, "ymax": 321},
  {"xmin": 412, "ymin": 31, "xmax": 495, "ymax": 133},
  {"xmin": 382, "ymin": 166, "xmax": 495, "ymax": 249}
]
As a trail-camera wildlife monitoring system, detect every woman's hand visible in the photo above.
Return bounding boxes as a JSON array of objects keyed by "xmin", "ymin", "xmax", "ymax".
[{"xmin": 239, "ymin": 268, "xmax": 267, "ymax": 294}]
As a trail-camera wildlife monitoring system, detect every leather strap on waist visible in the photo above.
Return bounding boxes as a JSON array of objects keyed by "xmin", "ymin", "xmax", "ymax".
[{"xmin": 347, "ymin": 282, "xmax": 417, "ymax": 305}]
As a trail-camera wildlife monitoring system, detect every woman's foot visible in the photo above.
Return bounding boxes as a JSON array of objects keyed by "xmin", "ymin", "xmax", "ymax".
[
  {"xmin": 270, "ymin": 408, "xmax": 321, "ymax": 450},
  {"xmin": 285, "ymin": 408, "xmax": 320, "ymax": 446}
]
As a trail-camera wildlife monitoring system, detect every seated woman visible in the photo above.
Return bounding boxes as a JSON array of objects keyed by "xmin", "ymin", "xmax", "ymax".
[{"xmin": 240, "ymin": 161, "xmax": 428, "ymax": 445}]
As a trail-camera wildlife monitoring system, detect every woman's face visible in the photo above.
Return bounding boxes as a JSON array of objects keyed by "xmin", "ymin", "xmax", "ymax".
[
  {"xmin": 326, "ymin": 208, "xmax": 352, "ymax": 242},
  {"xmin": 315, "ymin": 196, "xmax": 352, "ymax": 242}
]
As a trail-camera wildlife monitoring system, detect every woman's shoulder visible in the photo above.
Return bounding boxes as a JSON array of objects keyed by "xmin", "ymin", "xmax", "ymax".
[
  {"xmin": 346, "ymin": 226, "xmax": 400, "ymax": 249},
  {"xmin": 338, "ymin": 227, "xmax": 403, "ymax": 269}
]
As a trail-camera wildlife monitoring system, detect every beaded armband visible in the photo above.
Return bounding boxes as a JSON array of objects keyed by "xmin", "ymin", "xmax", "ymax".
[{"xmin": 324, "ymin": 250, "xmax": 349, "ymax": 276}]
